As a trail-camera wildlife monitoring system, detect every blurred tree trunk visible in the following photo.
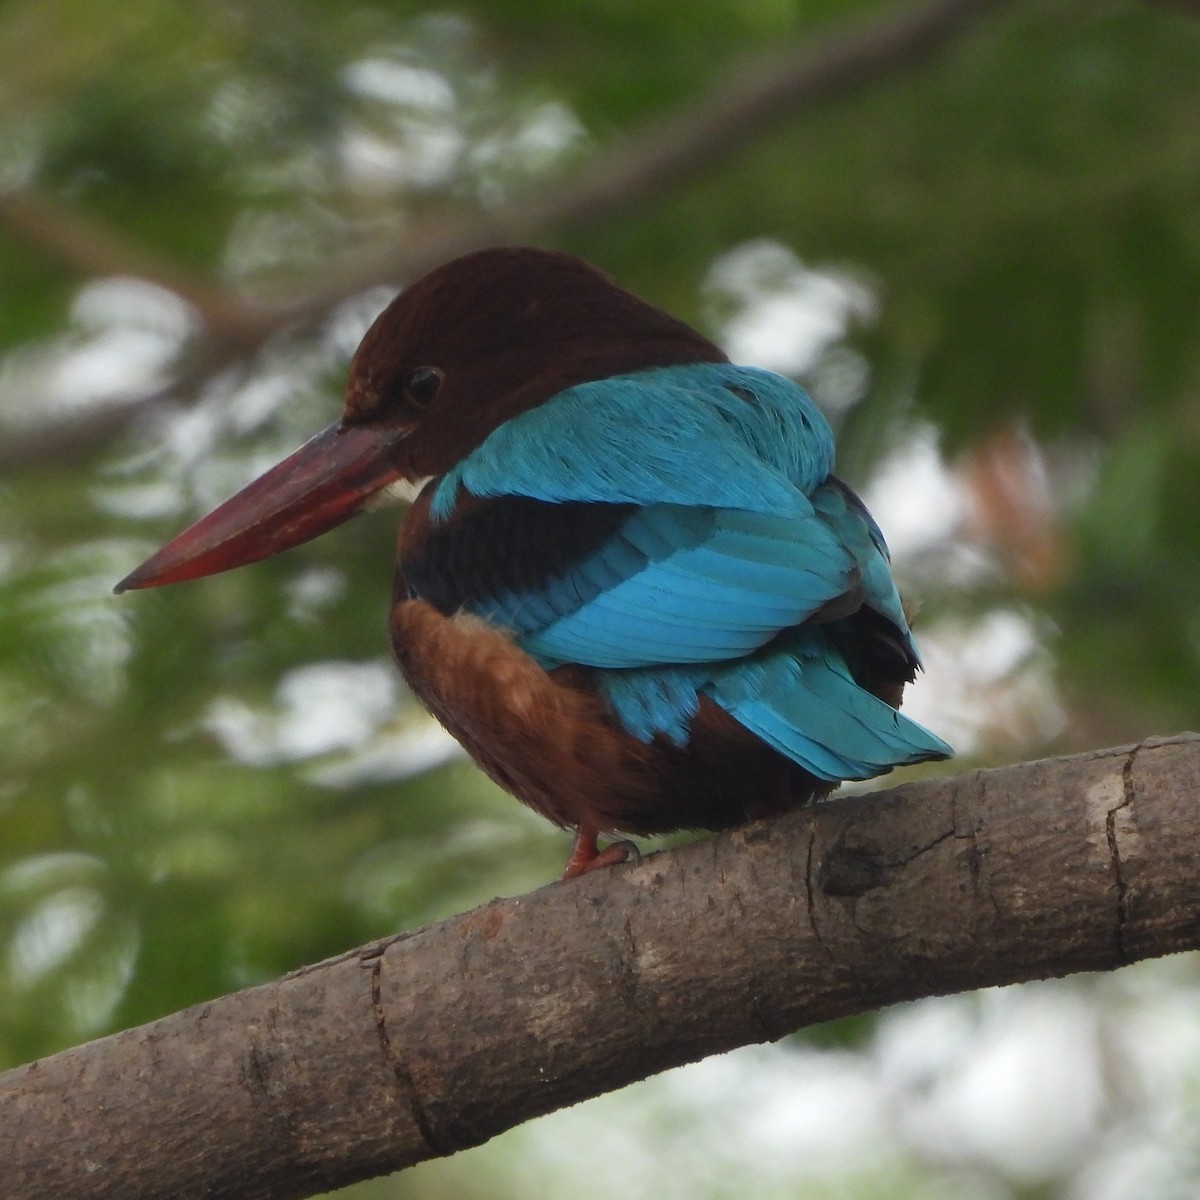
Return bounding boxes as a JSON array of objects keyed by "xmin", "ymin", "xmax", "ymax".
[{"xmin": 4, "ymin": 734, "xmax": 1198, "ymax": 1200}]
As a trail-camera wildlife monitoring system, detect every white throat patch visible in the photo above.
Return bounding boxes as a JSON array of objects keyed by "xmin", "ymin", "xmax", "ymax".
[{"xmin": 364, "ymin": 477, "xmax": 432, "ymax": 510}]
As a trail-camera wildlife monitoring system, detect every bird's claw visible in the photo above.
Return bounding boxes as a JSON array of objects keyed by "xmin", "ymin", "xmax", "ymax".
[{"xmin": 561, "ymin": 829, "xmax": 640, "ymax": 879}]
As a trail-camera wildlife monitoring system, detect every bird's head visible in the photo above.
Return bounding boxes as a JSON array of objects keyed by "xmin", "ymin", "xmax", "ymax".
[{"xmin": 114, "ymin": 247, "xmax": 722, "ymax": 592}]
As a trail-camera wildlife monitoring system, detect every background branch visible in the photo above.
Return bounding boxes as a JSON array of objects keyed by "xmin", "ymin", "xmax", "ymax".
[
  {"xmin": 5, "ymin": 734, "xmax": 1197, "ymax": 1200},
  {"xmin": 0, "ymin": 0, "xmax": 1018, "ymax": 474},
  {"xmin": 279, "ymin": 0, "xmax": 1017, "ymax": 318},
  {"xmin": 0, "ymin": 188, "xmax": 262, "ymax": 337}
]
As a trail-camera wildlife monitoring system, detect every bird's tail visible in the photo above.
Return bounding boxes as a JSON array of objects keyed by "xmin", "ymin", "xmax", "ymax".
[{"xmin": 708, "ymin": 631, "xmax": 953, "ymax": 782}]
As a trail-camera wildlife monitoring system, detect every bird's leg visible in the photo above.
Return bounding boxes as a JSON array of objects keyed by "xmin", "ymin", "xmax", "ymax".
[{"xmin": 561, "ymin": 825, "xmax": 638, "ymax": 879}]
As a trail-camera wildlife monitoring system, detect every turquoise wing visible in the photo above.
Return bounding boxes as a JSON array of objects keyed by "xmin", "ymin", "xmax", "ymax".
[{"xmin": 401, "ymin": 360, "xmax": 952, "ymax": 777}]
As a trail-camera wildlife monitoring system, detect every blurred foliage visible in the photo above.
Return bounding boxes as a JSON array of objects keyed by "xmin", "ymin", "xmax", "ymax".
[{"xmin": 2, "ymin": 0, "xmax": 1200, "ymax": 1196}]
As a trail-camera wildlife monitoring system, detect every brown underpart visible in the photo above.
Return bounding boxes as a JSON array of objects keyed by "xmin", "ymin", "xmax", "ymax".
[{"xmin": 389, "ymin": 600, "xmax": 856, "ymax": 843}]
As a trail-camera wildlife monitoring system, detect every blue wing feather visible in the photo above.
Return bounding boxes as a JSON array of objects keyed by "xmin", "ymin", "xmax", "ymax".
[
  {"xmin": 479, "ymin": 502, "xmax": 856, "ymax": 667},
  {"xmin": 431, "ymin": 363, "xmax": 834, "ymax": 520},
  {"xmin": 810, "ymin": 482, "xmax": 920, "ymax": 665},
  {"xmin": 422, "ymin": 360, "xmax": 950, "ymax": 779}
]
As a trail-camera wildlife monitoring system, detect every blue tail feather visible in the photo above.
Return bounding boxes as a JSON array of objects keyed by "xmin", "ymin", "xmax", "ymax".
[
  {"xmin": 711, "ymin": 643, "xmax": 951, "ymax": 781},
  {"xmin": 597, "ymin": 631, "xmax": 952, "ymax": 782}
]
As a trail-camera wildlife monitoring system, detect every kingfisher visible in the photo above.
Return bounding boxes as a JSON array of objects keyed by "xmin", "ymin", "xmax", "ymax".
[{"xmin": 116, "ymin": 247, "xmax": 952, "ymax": 878}]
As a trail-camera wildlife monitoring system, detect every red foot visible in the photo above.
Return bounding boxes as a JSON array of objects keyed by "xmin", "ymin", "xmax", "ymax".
[{"xmin": 561, "ymin": 826, "xmax": 638, "ymax": 879}]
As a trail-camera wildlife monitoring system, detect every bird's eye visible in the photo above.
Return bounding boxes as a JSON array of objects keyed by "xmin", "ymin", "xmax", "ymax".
[{"xmin": 405, "ymin": 367, "xmax": 443, "ymax": 407}]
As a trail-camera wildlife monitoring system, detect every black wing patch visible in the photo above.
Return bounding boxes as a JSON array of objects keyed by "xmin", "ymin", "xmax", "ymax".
[{"xmin": 398, "ymin": 488, "xmax": 638, "ymax": 617}]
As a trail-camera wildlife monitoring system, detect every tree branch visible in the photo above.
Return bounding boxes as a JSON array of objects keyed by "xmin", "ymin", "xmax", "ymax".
[
  {"xmin": 4, "ymin": 734, "xmax": 1198, "ymax": 1200},
  {"xmin": 275, "ymin": 0, "xmax": 1018, "ymax": 318},
  {"xmin": 0, "ymin": 0, "xmax": 1019, "ymax": 473},
  {"xmin": 0, "ymin": 187, "xmax": 263, "ymax": 339}
]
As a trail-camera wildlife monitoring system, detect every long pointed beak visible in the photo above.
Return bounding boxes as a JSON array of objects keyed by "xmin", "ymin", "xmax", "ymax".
[{"xmin": 114, "ymin": 421, "xmax": 405, "ymax": 593}]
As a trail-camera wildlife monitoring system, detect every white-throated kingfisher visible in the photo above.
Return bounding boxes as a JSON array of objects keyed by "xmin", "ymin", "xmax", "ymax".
[{"xmin": 116, "ymin": 247, "xmax": 952, "ymax": 878}]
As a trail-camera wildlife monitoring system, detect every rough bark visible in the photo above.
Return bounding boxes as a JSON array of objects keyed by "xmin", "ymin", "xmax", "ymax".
[{"xmin": 4, "ymin": 735, "xmax": 1199, "ymax": 1200}]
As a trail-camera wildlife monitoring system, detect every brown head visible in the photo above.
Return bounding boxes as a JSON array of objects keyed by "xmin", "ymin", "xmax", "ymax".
[
  {"xmin": 114, "ymin": 247, "xmax": 723, "ymax": 592},
  {"xmin": 341, "ymin": 247, "xmax": 722, "ymax": 476}
]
